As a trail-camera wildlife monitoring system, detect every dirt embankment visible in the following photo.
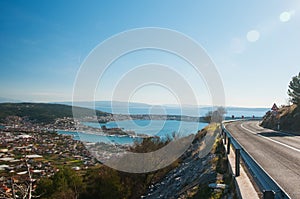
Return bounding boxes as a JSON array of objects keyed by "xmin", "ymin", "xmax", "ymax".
[
  {"xmin": 142, "ymin": 124, "xmax": 236, "ymax": 199},
  {"xmin": 261, "ymin": 104, "xmax": 300, "ymax": 132}
]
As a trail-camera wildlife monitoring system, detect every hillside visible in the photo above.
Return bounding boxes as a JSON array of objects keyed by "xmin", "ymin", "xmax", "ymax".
[
  {"xmin": 0, "ymin": 103, "xmax": 111, "ymax": 124},
  {"xmin": 142, "ymin": 124, "xmax": 234, "ymax": 198},
  {"xmin": 0, "ymin": 102, "xmax": 208, "ymax": 125},
  {"xmin": 260, "ymin": 104, "xmax": 300, "ymax": 132}
]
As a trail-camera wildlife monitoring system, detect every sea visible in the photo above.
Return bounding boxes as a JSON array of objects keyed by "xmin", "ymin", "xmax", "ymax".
[
  {"xmin": 96, "ymin": 106, "xmax": 269, "ymax": 118},
  {"xmin": 57, "ymin": 120, "xmax": 208, "ymax": 145},
  {"xmin": 57, "ymin": 106, "xmax": 269, "ymax": 145}
]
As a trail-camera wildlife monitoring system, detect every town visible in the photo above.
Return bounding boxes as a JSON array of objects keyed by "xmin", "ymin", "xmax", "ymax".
[{"xmin": 0, "ymin": 116, "xmax": 98, "ymax": 198}]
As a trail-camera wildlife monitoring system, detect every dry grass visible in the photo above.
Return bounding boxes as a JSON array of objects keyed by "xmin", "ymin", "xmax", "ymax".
[{"xmin": 279, "ymin": 104, "xmax": 297, "ymax": 117}]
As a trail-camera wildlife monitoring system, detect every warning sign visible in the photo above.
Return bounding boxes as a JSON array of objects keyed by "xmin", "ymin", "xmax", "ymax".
[{"xmin": 271, "ymin": 103, "xmax": 279, "ymax": 111}]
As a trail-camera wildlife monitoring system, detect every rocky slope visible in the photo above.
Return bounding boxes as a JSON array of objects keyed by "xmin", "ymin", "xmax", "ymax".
[
  {"xmin": 142, "ymin": 124, "xmax": 235, "ymax": 199},
  {"xmin": 261, "ymin": 104, "xmax": 300, "ymax": 132}
]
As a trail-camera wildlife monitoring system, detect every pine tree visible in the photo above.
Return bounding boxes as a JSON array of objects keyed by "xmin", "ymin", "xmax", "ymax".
[{"xmin": 288, "ymin": 72, "xmax": 300, "ymax": 105}]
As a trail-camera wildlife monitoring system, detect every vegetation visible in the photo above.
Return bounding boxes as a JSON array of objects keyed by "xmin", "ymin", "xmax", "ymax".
[
  {"xmin": 80, "ymin": 167, "xmax": 126, "ymax": 199},
  {"xmin": 36, "ymin": 167, "xmax": 84, "ymax": 199},
  {"xmin": 0, "ymin": 102, "xmax": 232, "ymax": 198},
  {"xmin": 261, "ymin": 72, "xmax": 300, "ymax": 132},
  {"xmin": 261, "ymin": 104, "xmax": 300, "ymax": 131},
  {"xmin": 35, "ymin": 136, "xmax": 179, "ymax": 199},
  {"xmin": 213, "ymin": 138, "xmax": 228, "ymax": 175},
  {"xmin": 35, "ymin": 126, "xmax": 234, "ymax": 199},
  {"xmin": 131, "ymin": 136, "xmax": 171, "ymax": 153},
  {"xmin": 189, "ymin": 137, "xmax": 234, "ymax": 199},
  {"xmin": 0, "ymin": 103, "xmax": 110, "ymax": 123},
  {"xmin": 203, "ymin": 107, "xmax": 226, "ymax": 123},
  {"xmin": 288, "ymin": 72, "xmax": 300, "ymax": 105}
]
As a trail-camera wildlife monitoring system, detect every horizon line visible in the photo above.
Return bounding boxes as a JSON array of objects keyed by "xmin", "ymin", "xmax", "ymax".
[{"xmin": 0, "ymin": 98, "xmax": 270, "ymax": 109}]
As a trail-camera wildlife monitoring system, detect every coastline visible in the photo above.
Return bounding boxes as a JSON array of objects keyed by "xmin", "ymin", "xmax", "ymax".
[{"xmin": 56, "ymin": 119, "xmax": 209, "ymax": 145}]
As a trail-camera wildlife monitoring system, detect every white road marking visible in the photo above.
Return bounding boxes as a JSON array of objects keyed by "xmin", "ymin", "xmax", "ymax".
[
  {"xmin": 255, "ymin": 121, "xmax": 264, "ymax": 129},
  {"xmin": 240, "ymin": 123, "xmax": 300, "ymax": 153}
]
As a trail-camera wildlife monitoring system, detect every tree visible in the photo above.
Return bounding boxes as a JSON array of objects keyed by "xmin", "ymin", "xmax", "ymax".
[
  {"xmin": 204, "ymin": 107, "xmax": 226, "ymax": 123},
  {"xmin": 288, "ymin": 72, "xmax": 300, "ymax": 105},
  {"xmin": 35, "ymin": 167, "xmax": 83, "ymax": 199},
  {"xmin": 35, "ymin": 178, "xmax": 53, "ymax": 198},
  {"xmin": 80, "ymin": 167, "xmax": 124, "ymax": 199}
]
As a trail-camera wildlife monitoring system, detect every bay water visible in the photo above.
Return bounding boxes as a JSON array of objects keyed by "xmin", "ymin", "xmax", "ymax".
[
  {"xmin": 57, "ymin": 106, "xmax": 268, "ymax": 145},
  {"xmin": 58, "ymin": 120, "xmax": 208, "ymax": 145}
]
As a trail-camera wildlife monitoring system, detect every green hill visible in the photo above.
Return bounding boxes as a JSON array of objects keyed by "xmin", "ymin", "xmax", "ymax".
[
  {"xmin": 261, "ymin": 104, "xmax": 300, "ymax": 132},
  {"xmin": 0, "ymin": 103, "xmax": 111, "ymax": 124}
]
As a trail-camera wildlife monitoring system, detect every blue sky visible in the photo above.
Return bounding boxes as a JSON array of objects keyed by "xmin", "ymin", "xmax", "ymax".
[{"xmin": 0, "ymin": 1, "xmax": 299, "ymax": 107}]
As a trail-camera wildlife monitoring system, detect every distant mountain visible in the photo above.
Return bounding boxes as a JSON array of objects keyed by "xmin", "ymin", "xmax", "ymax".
[
  {"xmin": 57, "ymin": 100, "xmax": 152, "ymax": 108},
  {"xmin": 0, "ymin": 103, "xmax": 110, "ymax": 124},
  {"xmin": 55, "ymin": 101, "xmax": 268, "ymax": 117}
]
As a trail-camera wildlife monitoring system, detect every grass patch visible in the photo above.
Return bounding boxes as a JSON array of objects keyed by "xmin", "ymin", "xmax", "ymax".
[
  {"xmin": 189, "ymin": 129, "xmax": 234, "ymax": 199},
  {"xmin": 206, "ymin": 123, "xmax": 219, "ymax": 131}
]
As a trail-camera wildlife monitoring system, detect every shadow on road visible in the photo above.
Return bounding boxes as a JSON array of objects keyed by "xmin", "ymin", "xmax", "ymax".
[{"xmin": 258, "ymin": 131, "xmax": 300, "ymax": 137}]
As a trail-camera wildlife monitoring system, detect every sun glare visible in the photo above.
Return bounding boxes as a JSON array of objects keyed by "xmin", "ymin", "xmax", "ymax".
[
  {"xmin": 246, "ymin": 30, "xmax": 260, "ymax": 42},
  {"xmin": 279, "ymin": 11, "xmax": 295, "ymax": 22}
]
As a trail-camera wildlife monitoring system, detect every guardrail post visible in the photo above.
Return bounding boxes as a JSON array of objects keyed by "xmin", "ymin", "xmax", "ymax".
[
  {"xmin": 235, "ymin": 148, "xmax": 240, "ymax": 176},
  {"xmin": 263, "ymin": 190, "xmax": 275, "ymax": 199},
  {"xmin": 227, "ymin": 137, "xmax": 231, "ymax": 154}
]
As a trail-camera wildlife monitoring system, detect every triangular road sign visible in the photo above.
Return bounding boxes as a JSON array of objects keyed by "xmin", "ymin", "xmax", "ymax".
[{"xmin": 271, "ymin": 103, "xmax": 279, "ymax": 111}]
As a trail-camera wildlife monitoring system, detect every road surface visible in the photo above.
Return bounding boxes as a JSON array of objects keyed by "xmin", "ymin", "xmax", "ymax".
[{"xmin": 224, "ymin": 120, "xmax": 300, "ymax": 199}]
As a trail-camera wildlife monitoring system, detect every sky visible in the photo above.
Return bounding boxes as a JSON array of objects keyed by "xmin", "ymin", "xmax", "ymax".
[{"xmin": 0, "ymin": 0, "xmax": 300, "ymax": 108}]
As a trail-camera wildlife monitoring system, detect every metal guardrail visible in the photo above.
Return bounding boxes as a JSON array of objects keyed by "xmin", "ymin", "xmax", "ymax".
[{"xmin": 221, "ymin": 121, "xmax": 291, "ymax": 199}]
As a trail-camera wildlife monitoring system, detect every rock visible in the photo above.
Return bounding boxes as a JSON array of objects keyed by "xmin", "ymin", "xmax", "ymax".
[{"xmin": 208, "ymin": 183, "xmax": 229, "ymax": 189}]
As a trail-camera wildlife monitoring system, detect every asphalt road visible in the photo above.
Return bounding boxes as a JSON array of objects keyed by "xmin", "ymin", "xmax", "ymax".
[{"xmin": 224, "ymin": 121, "xmax": 300, "ymax": 199}]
